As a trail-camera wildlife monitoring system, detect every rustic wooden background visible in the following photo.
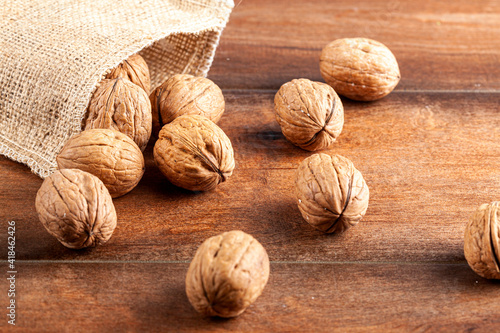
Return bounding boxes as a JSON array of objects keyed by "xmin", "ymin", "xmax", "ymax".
[{"xmin": 1, "ymin": 0, "xmax": 500, "ymax": 331}]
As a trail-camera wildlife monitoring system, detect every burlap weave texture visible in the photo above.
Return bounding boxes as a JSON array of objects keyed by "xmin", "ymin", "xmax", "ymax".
[{"xmin": 0, "ymin": 0, "xmax": 233, "ymax": 178}]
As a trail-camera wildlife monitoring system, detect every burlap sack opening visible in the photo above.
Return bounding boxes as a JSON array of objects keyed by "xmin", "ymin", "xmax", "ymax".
[{"xmin": 0, "ymin": 0, "xmax": 233, "ymax": 178}]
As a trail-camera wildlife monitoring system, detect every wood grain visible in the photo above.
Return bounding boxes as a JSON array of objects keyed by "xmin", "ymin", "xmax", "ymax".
[
  {"xmin": 3, "ymin": 262, "xmax": 500, "ymax": 332},
  {"xmin": 210, "ymin": 0, "xmax": 500, "ymax": 91},
  {"xmin": 1, "ymin": 92, "xmax": 498, "ymax": 263}
]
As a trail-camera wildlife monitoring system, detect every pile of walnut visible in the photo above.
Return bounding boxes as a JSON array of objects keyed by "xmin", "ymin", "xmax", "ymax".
[{"xmin": 35, "ymin": 54, "xmax": 235, "ymax": 246}]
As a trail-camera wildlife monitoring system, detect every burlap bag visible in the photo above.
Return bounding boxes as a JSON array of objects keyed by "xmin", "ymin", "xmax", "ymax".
[{"xmin": 0, "ymin": 0, "xmax": 233, "ymax": 178}]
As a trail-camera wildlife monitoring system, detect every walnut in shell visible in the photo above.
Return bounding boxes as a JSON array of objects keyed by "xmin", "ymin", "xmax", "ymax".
[
  {"xmin": 85, "ymin": 77, "xmax": 152, "ymax": 151},
  {"xmin": 295, "ymin": 153, "xmax": 369, "ymax": 233},
  {"xmin": 320, "ymin": 37, "xmax": 400, "ymax": 101},
  {"xmin": 57, "ymin": 129, "xmax": 145, "ymax": 198},
  {"xmin": 35, "ymin": 169, "xmax": 117, "ymax": 249},
  {"xmin": 106, "ymin": 53, "xmax": 151, "ymax": 93},
  {"xmin": 185, "ymin": 230, "xmax": 270, "ymax": 318},
  {"xmin": 153, "ymin": 114, "xmax": 234, "ymax": 191},
  {"xmin": 150, "ymin": 74, "xmax": 225, "ymax": 137},
  {"xmin": 464, "ymin": 202, "xmax": 500, "ymax": 279},
  {"xmin": 274, "ymin": 78, "xmax": 344, "ymax": 151}
]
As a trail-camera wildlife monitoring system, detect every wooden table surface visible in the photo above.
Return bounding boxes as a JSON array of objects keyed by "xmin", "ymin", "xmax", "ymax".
[{"xmin": 2, "ymin": 0, "xmax": 500, "ymax": 331}]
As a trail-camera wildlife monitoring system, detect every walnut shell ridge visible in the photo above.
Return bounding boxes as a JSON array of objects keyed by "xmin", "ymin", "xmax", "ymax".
[
  {"xmin": 85, "ymin": 77, "xmax": 152, "ymax": 151},
  {"xmin": 151, "ymin": 74, "xmax": 225, "ymax": 137},
  {"xmin": 295, "ymin": 153, "xmax": 369, "ymax": 233},
  {"xmin": 464, "ymin": 202, "xmax": 500, "ymax": 279},
  {"xmin": 106, "ymin": 53, "xmax": 151, "ymax": 93},
  {"xmin": 320, "ymin": 37, "xmax": 400, "ymax": 101},
  {"xmin": 185, "ymin": 230, "xmax": 270, "ymax": 318},
  {"xmin": 153, "ymin": 115, "xmax": 234, "ymax": 192},
  {"xmin": 274, "ymin": 78, "xmax": 344, "ymax": 151},
  {"xmin": 57, "ymin": 129, "xmax": 145, "ymax": 198},
  {"xmin": 35, "ymin": 169, "xmax": 117, "ymax": 249}
]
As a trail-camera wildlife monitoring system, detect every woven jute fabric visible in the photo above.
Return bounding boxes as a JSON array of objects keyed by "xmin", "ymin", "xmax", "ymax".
[{"xmin": 0, "ymin": 0, "xmax": 233, "ymax": 178}]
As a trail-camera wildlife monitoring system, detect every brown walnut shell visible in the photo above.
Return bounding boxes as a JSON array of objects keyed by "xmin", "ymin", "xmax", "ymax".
[
  {"xmin": 106, "ymin": 53, "xmax": 151, "ymax": 93},
  {"xmin": 464, "ymin": 202, "xmax": 500, "ymax": 279},
  {"xmin": 57, "ymin": 129, "xmax": 145, "ymax": 198},
  {"xmin": 274, "ymin": 78, "xmax": 344, "ymax": 151},
  {"xmin": 295, "ymin": 153, "xmax": 369, "ymax": 233},
  {"xmin": 85, "ymin": 77, "xmax": 152, "ymax": 151},
  {"xmin": 185, "ymin": 230, "xmax": 270, "ymax": 318},
  {"xmin": 35, "ymin": 169, "xmax": 117, "ymax": 249},
  {"xmin": 153, "ymin": 115, "xmax": 234, "ymax": 192},
  {"xmin": 150, "ymin": 74, "xmax": 225, "ymax": 137},
  {"xmin": 320, "ymin": 37, "xmax": 400, "ymax": 101}
]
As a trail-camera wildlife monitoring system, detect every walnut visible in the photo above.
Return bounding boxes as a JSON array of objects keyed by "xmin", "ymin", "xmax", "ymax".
[
  {"xmin": 185, "ymin": 230, "xmax": 270, "ymax": 318},
  {"xmin": 85, "ymin": 77, "xmax": 152, "ymax": 151},
  {"xmin": 35, "ymin": 169, "xmax": 117, "ymax": 249},
  {"xmin": 57, "ymin": 129, "xmax": 145, "ymax": 198},
  {"xmin": 153, "ymin": 114, "xmax": 234, "ymax": 192},
  {"xmin": 274, "ymin": 78, "xmax": 344, "ymax": 151},
  {"xmin": 150, "ymin": 74, "xmax": 225, "ymax": 137},
  {"xmin": 295, "ymin": 153, "xmax": 369, "ymax": 233},
  {"xmin": 106, "ymin": 53, "xmax": 151, "ymax": 93},
  {"xmin": 464, "ymin": 202, "xmax": 500, "ymax": 279},
  {"xmin": 320, "ymin": 37, "xmax": 400, "ymax": 101}
]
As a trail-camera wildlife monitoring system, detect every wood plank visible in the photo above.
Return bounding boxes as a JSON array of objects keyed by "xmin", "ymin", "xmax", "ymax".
[
  {"xmin": 209, "ymin": 0, "xmax": 500, "ymax": 91},
  {"xmin": 1, "ymin": 91, "xmax": 498, "ymax": 262},
  {"xmin": 5, "ymin": 262, "xmax": 500, "ymax": 332}
]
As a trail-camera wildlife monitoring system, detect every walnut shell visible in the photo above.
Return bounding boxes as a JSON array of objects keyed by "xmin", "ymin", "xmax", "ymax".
[
  {"xmin": 85, "ymin": 77, "xmax": 152, "ymax": 151},
  {"xmin": 153, "ymin": 115, "xmax": 234, "ymax": 191},
  {"xmin": 186, "ymin": 230, "xmax": 270, "ymax": 318},
  {"xmin": 106, "ymin": 53, "xmax": 151, "ymax": 93},
  {"xmin": 320, "ymin": 38, "xmax": 400, "ymax": 101},
  {"xmin": 57, "ymin": 129, "xmax": 145, "ymax": 198},
  {"xmin": 295, "ymin": 153, "xmax": 369, "ymax": 233},
  {"xmin": 464, "ymin": 202, "xmax": 500, "ymax": 279},
  {"xmin": 274, "ymin": 78, "xmax": 344, "ymax": 151},
  {"xmin": 150, "ymin": 74, "xmax": 225, "ymax": 137},
  {"xmin": 35, "ymin": 169, "xmax": 117, "ymax": 249}
]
